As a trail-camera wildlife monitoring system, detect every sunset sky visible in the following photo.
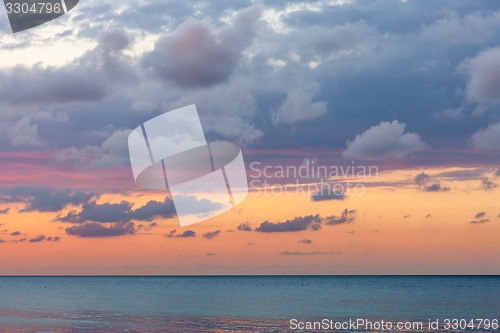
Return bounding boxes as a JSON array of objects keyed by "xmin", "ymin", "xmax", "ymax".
[{"xmin": 1, "ymin": 0, "xmax": 500, "ymax": 275}]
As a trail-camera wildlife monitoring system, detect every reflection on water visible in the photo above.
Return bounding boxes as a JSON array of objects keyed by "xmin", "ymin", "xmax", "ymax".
[{"xmin": 0, "ymin": 309, "xmax": 493, "ymax": 333}]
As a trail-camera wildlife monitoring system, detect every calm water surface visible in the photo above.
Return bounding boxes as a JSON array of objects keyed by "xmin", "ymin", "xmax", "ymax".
[{"xmin": 0, "ymin": 276, "xmax": 498, "ymax": 332}]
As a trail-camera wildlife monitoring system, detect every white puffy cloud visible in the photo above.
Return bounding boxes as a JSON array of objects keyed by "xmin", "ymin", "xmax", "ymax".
[
  {"xmin": 272, "ymin": 81, "xmax": 327, "ymax": 125},
  {"xmin": 7, "ymin": 117, "xmax": 44, "ymax": 147},
  {"xmin": 56, "ymin": 129, "xmax": 131, "ymax": 168},
  {"xmin": 342, "ymin": 120, "xmax": 425, "ymax": 160},
  {"xmin": 461, "ymin": 46, "xmax": 500, "ymax": 104},
  {"xmin": 471, "ymin": 122, "xmax": 500, "ymax": 149}
]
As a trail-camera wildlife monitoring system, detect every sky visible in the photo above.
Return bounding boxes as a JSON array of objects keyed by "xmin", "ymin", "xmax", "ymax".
[{"xmin": 1, "ymin": 0, "xmax": 500, "ymax": 275}]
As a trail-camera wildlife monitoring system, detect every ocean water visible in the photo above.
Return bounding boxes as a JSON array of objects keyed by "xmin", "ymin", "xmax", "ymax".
[{"xmin": 0, "ymin": 276, "xmax": 498, "ymax": 332}]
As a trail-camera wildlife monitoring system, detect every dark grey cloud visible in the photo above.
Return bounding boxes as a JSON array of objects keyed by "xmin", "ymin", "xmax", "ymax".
[
  {"xmin": 205, "ymin": 252, "xmax": 217, "ymax": 256},
  {"xmin": 256, "ymin": 210, "xmax": 357, "ymax": 233},
  {"xmin": 57, "ymin": 197, "xmax": 176, "ymax": 223},
  {"xmin": 142, "ymin": 6, "xmax": 262, "ymax": 88},
  {"xmin": 256, "ymin": 214, "xmax": 322, "ymax": 233},
  {"xmin": 0, "ymin": 66, "xmax": 106, "ymax": 105},
  {"xmin": 176, "ymin": 230, "xmax": 196, "ymax": 238},
  {"xmin": 130, "ymin": 198, "xmax": 177, "ymax": 221},
  {"xmin": 28, "ymin": 235, "xmax": 60, "ymax": 242},
  {"xmin": 415, "ymin": 172, "xmax": 430, "ymax": 185},
  {"xmin": 422, "ymin": 183, "xmax": 450, "ymax": 192},
  {"xmin": 237, "ymin": 222, "xmax": 253, "ymax": 231},
  {"xmin": 29, "ymin": 235, "xmax": 46, "ymax": 243},
  {"xmin": 470, "ymin": 219, "xmax": 490, "ymax": 224},
  {"xmin": 414, "ymin": 173, "xmax": 450, "ymax": 192},
  {"xmin": 475, "ymin": 212, "xmax": 486, "ymax": 219},
  {"xmin": 0, "ymin": 186, "xmax": 96, "ymax": 212},
  {"xmin": 11, "ymin": 231, "xmax": 21, "ymax": 236},
  {"xmin": 0, "ymin": 207, "xmax": 10, "ymax": 214},
  {"xmin": 323, "ymin": 209, "xmax": 357, "ymax": 226},
  {"xmin": 58, "ymin": 200, "xmax": 133, "ymax": 223},
  {"xmin": 0, "ymin": 239, "xmax": 6, "ymax": 243},
  {"xmin": 298, "ymin": 239, "xmax": 312, "ymax": 244},
  {"xmin": 66, "ymin": 222, "xmax": 136, "ymax": 238},
  {"xmin": 481, "ymin": 178, "xmax": 497, "ymax": 190},
  {"xmin": 203, "ymin": 230, "xmax": 221, "ymax": 239},
  {"xmin": 311, "ymin": 187, "xmax": 345, "ymax": 201},
  {"xmin": 165, "ymin": 229, "xmax": 198, "ymax": 238},
  {"xmin": 279, "ymin": 251, "xmax": 340, "ymax": 256}
]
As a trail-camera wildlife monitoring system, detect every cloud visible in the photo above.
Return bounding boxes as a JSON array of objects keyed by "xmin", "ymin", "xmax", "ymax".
[
  {"xmin": 237, "ymin": 222, "xmax": 253, "ymax": 231},
  {"xmin": 176, "ymin": 230, "xmax": 196, "ymax": 238},
  {"xmin": 0, "ymin": 208, "xmax": 9, "ymax": 214},
  {"xmin": 461, "ymin": 46, "xmax": 500, "ymax": 104},
  {"xmin": 472, "ymin": 122, "xmax": 500, "ymax": 149},
  {"xmin": 66, "ymin": 222, "xmax": 136, "ymax": 238},
  {"xmin": 279, "ymin": 251, "xmax": 341, "ymax": 256},
  {"xmin": 203, "ymin": 230, "xmax": 221, "ymax": 239},
  {"xmin": 422, "ymin": 183, "xmax": 450, "ymax": 192},
  {"xmin": 57, "ymin": 197, "xmax": 177, "ymax": 223},
  {"xmin": 323, "ymin": 209, "xmax": 357, "ymax": 225},
  {"xmin": 27, "ymin": 235, "xmax": 60, "ymax": 243},
  {"xmin": 298, "ymin": 239, "xmax": 312, "ymax": 244},
  {"xmin": 58, "ymin": 200, "xmax": 134, "ymax": 223},
  {"xmin": 256, "ymin": 214, "xmax": 322, "ymax": 233},
  {"xmin": 342, "ymin": 120, "xmax": 425, "ymax": 160},
  {"xmin": 29, "ymin": 235, "xmax": 46, "ymax": 243},
  {"xmin": 311, "ymin": 187, "xmax": 345, "ymax": 201},
  {"xmin": 272, "ymin": 81, "xmax": 327, "ymax": 125},
  {"xmin": 475, "ymin": 212, "xmax": 486, "ymax": 219},
  {"xmin": 256, "ymin": 210, "xmax": 356, "ymax": 233},
  {"xmin": 142, "ymin": 6, "xmax": 262, "ymax": 88},
  {"xmin": 0, "ymin": 186, "xmax": 96, "ymax": 212},
  {"xmin": 7, "ymin": 117, "xmax": 44, "ymax": 147},
  {"xmin": 131, "ymin": 197, "xmax": 177, "ymax": 221},
  {"xmin": 0, "ymin": 66, "xmax": 106, "ymax": 106},
  {"xmin": 11, "ymin": 231, "xmax": 21, "ymax": 236},
  {"xmin": 481, "ymin": 178, "xmax": 497, "ymax": 190},
  {"xmin": 414, "ymin": 172, "xmax": 450, "ymax": 192},
  {"xmin": 205, "ymin": 252, "xmax": 217, "ymax": 256},
  {"xmin": 421, "ymin": 11, "xmax": 500, "ymax": 45},
  {"xmin": 415, "ymin": 172, "xmax": 430, "ymax": 185},
  {"xmin": 58, "ymin": 129, "xmax": 133, "ymax": 169},
  {"xmin": 470, "ymin": 219, "xmax": 490, "ymax": 224}
]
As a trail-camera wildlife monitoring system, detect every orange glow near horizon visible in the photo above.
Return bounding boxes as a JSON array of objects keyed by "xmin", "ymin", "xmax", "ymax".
[{"xmin": 0, "ymin": 166, "xmax": 499, "ymax": 275}]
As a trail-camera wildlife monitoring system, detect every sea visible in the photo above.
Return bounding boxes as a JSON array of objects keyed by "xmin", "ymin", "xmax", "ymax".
[{"xmin": 0, "ymin": 276, "xmax": 498, "ymax": 332}]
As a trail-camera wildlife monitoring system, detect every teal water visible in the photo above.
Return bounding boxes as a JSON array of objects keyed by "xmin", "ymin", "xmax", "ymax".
[{"xmin": 0, "ymin": 276, "xmax": 498, "ymax": 332}]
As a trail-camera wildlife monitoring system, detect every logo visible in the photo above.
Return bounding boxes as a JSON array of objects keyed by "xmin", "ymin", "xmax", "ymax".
[
  {"xmin": 128, "ymin": 105, "xmax": 248, "ymax": 227},
  {"xmin": 4, "ymin": 0, "xmax": 79, "ymax": 33}
]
